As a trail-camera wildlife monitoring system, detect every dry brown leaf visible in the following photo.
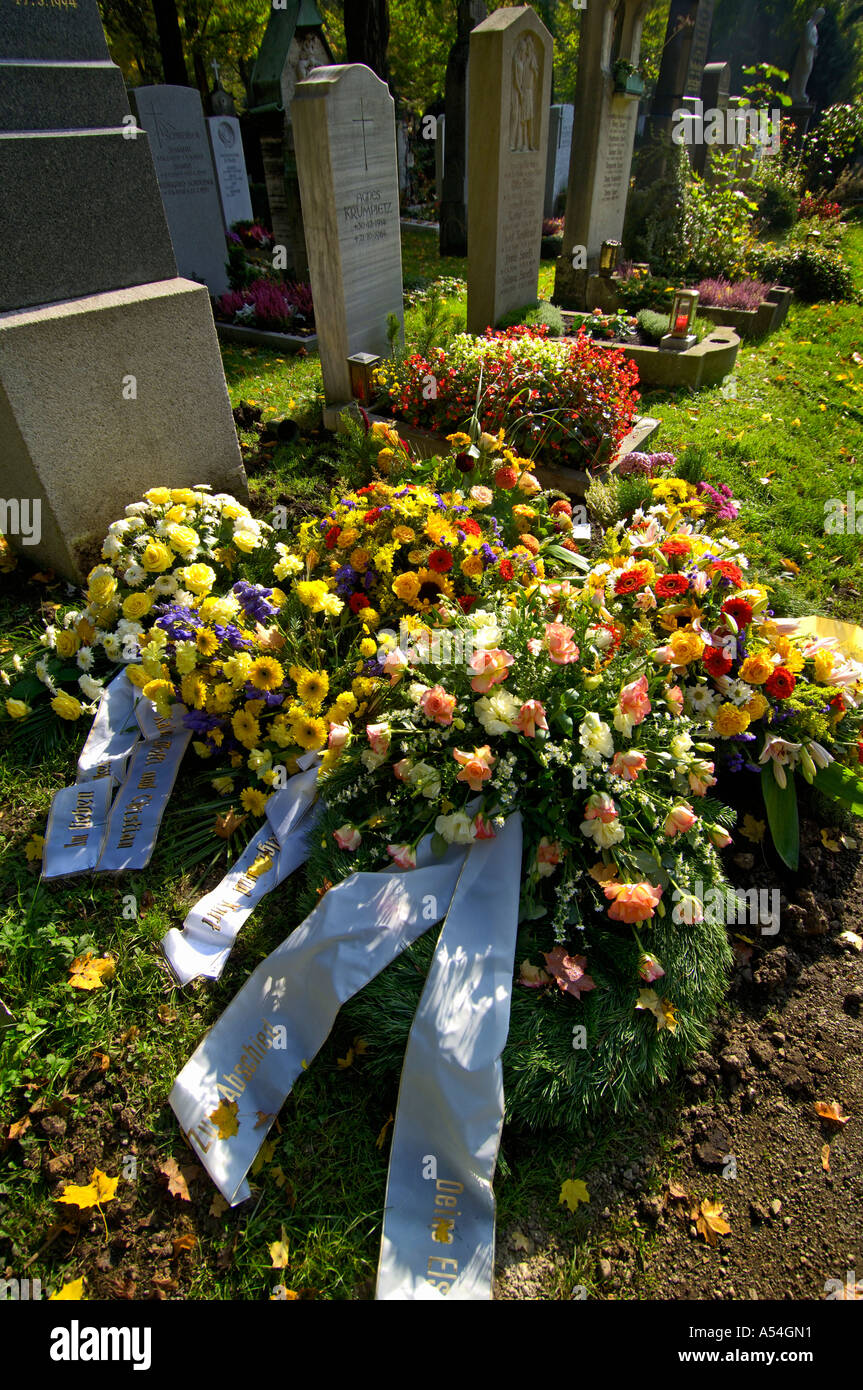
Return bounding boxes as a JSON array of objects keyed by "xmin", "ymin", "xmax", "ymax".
[
  {"xmin": 92, "ymin": 1050, "xmax": 110, "ymax": 1074},
  {"xmin": 209, "ymin": 1192, "xmax": 230, "ymax": 1218},
  {"xmin": 375, "ymin": 1114, "xmax": 394, "ymax": 1151},
  {"xmin": 815, "ymin": 1100, "xmax": 849, "ymax": 1127},
  {"xmin": 214, "ymin": 809, "xmax": 246, "ymax": 839},
  {"xmin": 821, "ymin": 1143, "xmax": 831, "ymax": 1172},
  {"xmin": 8, "ymin": 1114, "xmax": 31, "ymax": 1142},
  {"xmin": 696, "ymin": 1199, "xmax": 731, "ymax": 1245},
  {"xmin": 250, "ymin": 1139, "xmax": 277, "ymax": 1176},
  {"xmin": 171, "ymin": 1234, "xmax": 196, "ymax": 1259},
  {"xmin": 157, "ymin": 1005, "xmax": 178, "ymax": 1026},
  {"xmin": 158, "ymin": 1156, "xmax": 191, "ymax": 1202},
  {"xmin": 667, "ymin": 1181, "xmax": 689, "ymax": 1201}
]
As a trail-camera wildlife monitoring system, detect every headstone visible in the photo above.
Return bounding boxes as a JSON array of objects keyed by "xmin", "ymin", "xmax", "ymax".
[
  {"xmin": 553, "ymin": 0, "xmax": 645, "ymax": 309},
  {"xmin": 439, "ymin": 0, "xmax": 486, "ymax": 257},
  {"xmin": 466, "ymin": 6, "xmax": 553, "ymax": 335},
  {"xmin": 397, "ymin": 119, "xmax": 409, "ymax": 194},
  {"xmin": 131, "ymin": 86, "xmax": 230, "ymax": 297},
  {"xmin": 207, "ymin": 115, "xmax": 254, "ymax": 230},
  {"xmin": 292, "ymin": 65, "xmax": 404, "ymax": 405},
  {"xmin": 543, "ymin": 103, "xmax": 573, "ymax": 217},
  {"xmin": 684, "ymin": 0, "xmax": 715, "ymax": 97},
  {"xmin": 435, "ymin": 115, "xmax": 445, "ymax": 202},
  {"xmin": 0, "ymin": 0, "xmax": 246, "ymax": 579},
  {"xmin": 248, "ymin": 3, "xmax": 332, "ymax": 281},
  {"xmin": 691, "ymin": 60, "xmax": 730, "ymax": 174}
]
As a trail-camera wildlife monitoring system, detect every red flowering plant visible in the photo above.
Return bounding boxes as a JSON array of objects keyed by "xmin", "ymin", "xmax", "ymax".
[{"xmin": 372, "ymin": 325, "xmax": 640, "ymax": 471}]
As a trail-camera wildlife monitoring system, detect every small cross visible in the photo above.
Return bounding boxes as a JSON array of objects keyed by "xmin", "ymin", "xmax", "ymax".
[{"xmin": 352, "ymin": 98, "xmax": 374, "ymax": 172}]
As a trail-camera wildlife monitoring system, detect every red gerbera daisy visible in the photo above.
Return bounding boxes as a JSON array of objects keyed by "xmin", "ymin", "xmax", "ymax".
[
  {"xmin": 614, "ymin": 566, "xmax": 649, "ymax": 596},
  {"xmin": 655, "ymin": 573, "xmax": 690, "ymax": 598},
  {"xmin": 363, "ymin": 508, "xmax": 382, "ymax": 524},
  {"xmin": 721, "ymin": 596, "xmax": 753, "ymax": 627},
  {"xmin": 499, "ymin": 558, "xmax": 514, "ymax": 580},
  {"xmin": 765, "ymin": 666, "xmax": 795, "ymax": 699},
  {"xmin": 349, "ymin": 593, "xmax": 370, "ymax": 614},
  {"xmin": 461, "ymin": 517, "xmax": 482, "ymax": 536},
  {"xmin": 703, "ymin": 644, "xmax": 733, "ymax": 679},
  {"xmin": 660, "ymin": 537, "xmax": 692, "ymax": 559},
  {"xmin": 711, "ymin": 561, "xmax": 743, "ymax": 587},
  {"xmin": 428, "ymin": 548, "xmax": 453, "ymax": 573},
  {"xmin": 458, "ymin": 594, "xmax": 478, "ymax": 614},
  {"xmin": 324, "ymin": 525, "xmax": 341, "ymax": 550}
]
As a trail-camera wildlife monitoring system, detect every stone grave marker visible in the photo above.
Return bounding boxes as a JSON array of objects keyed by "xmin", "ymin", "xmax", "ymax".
[
  {"xmin": 0, "ymin": 0, "xmax": 245, "ymax": 579},
  {"xmin": 207, "ymin": 114, "xmax": 254, "ymax": 230},
  {"xmin": 466, "ymin": 6, "xmax": 553, "ymax": 335},
  {"xmin": 292, "ymin": 64, "xmax": 404, "ymax": 406},
  {"xmin": 131, "ymin": 85, "xmax": 230, "ymax": 296},
  {"xmin": 553, "ymin": 0, "xmax": 649, "ymax": 309},
  {"xmin": 544, "ymin": 103, "xmax": 573, "ymax": 217}
]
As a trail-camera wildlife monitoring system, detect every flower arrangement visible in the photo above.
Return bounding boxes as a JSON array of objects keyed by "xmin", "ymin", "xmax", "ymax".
[
  {"xmin": 373, "ymin": 326, "xmax": 640, "ymax": 471},
  {"xmin": 797, "ymin": 195, "xmax": 842, "ymax": 222},
  {"xmin": 584, "ymin": 482, "xmax": 863, "ymax": 865},
  {"xmin": 577, "ymin": 308, "xmax": 639, "ymax": 342}
]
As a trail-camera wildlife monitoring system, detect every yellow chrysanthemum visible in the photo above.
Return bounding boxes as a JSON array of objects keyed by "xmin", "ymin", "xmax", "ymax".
[
  {"xmin": 334, "ymin": 690, "xmax": 358, "ymax": 714},
  {"xmin": 295, "ymin": 580, "xmax": 329, "ymax": 612},
  {"xmin": 739, "ymin": 653, "xmax": 773, "ymax": 686},
  {"xmin": 141, "ymin": 680, "xmax": 174, "ymax": 718},
  {"xmin": 126, "ymin": 665, "xmax": 150, "ymax": 690},
  {"xmin": 745, "ymin": 691, "xmax": 769, "ymax": 721},
  {"xmin": 180, "ymin": 672, "xmax": 208, "ymax": 709},
  {"xmin": 290, "ymin": 714, "xmax": 327, "ymax": 751},
  {"xmin": 232, "ymin": 709, "xmax": 261, "ymax": 748},
  {"xmin": 460, "ymin": 553, "xmax": 483, "ymax": 579},
  {"xmin": 295, "ymin": 668, "xmax": 329, "ymax": 710},
  {"xmin": 248, "ymin": 657, "xmax": 284, "ymax": 692},
  {"xmin": 240, "ymin": 787, "xmax": 270, "ymax": 816}
]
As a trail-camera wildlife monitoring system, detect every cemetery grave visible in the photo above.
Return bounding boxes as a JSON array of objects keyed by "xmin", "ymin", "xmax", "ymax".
[{"xmin": 1, "ymin": 0, "xmax": 863, "ymax": 1324}]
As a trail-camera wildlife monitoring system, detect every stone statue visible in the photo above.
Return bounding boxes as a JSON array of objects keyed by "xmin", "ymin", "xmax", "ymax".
[
  {"xmin": 790, "ymin": 7, "xmax": 825, "ymax": 105},
  {"xmin": 210, "ymin": 59, "xmax": 236, "ymax": 116},
  {"xmin": 510, "ymin": 32, "xmax": 539, "ymax": 151},
  {"xmin": 297, "ymin": 34, "xmax": 322, "ymax": 83}
]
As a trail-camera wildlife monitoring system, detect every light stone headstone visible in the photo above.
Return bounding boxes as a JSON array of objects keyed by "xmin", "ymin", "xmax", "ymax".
[
  {"xmin": 684, "ymin": 0, "xmax": 715, "ymax": 97},
  {"xmin": 544, "ymin": 103, "xmax": 573, "ymax": 217},
  {"xmin": 207, "ymin": 115, "xmax": 254, "ymax": 230},
  {"xmin": 292, "ymin": 64, "xmax": 404, "ymax": 405},
  {"xmin": 466, "ymin": 6, "xmax": 553, "ymax": 335},
  {"xmin": 553, "ymin": 0, "xmax": 650, "ymax": 309},
  {"xmin": 131, "ymin": 86, "xmax": 230, "ymax": 296},
  {"xmin": 0, "ymin": 0, "xmax": 245, "ymax": 580}
]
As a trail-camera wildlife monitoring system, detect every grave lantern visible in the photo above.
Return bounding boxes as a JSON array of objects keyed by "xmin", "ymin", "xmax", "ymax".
[
  {"xmin": 660, "ymin": 289, "xmax": 699, "ymax": 351},
  {"xmin": 347, "ymin": 353, "xmax": 381, "ymax": 405},
  {"xmin": 599, "ymin": 239, "xmax": 621, "ymax": 277}
]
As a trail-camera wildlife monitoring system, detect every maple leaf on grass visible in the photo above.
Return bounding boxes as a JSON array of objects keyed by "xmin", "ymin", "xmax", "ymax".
[
  {"xmin": 209, "ymin": 1099, "xmax": 239, "ymax": 1140},
  {"xmin": 740, "ymin": 815, "xmax": 766, "ymax": 844},
  {"xmin": 558, "ymin": 1178, "xmax": 589, "ymax": 1213},
  {"xmin": 214, "ymin": 809, "xmax": 246, "ymax": 839},
  {"xmin": 269, "ymin": 1226, "xmax": 290, "ymax": 1269},
  {"xmin": 57, "ymin": 1168, "xmax": 119, "ymax": 1239},
  {"xmin": 542, "ymin": 949, "xmax": 595, "ymax": 1000},
  {"xmin": 695, "ymin": 1199, "xmax": 731, "ymax": 1245},
  {"xmin": 635, "ymin": 989, "xmax": 679, "ymax": 1033},
  {"xmin": 519, "ymin": 959, "xmax": 552, "ymax": 988},
  {"xmin": 68, "ymin": 953, "xmax": 115, "ymax": 991}
]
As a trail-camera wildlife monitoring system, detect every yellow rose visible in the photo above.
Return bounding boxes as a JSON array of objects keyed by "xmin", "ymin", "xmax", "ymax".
[
  {"xmin": 51, "ymin": 691, "xmax": 83, "ymax": 721},
  {"xmin": 232, "ymin": 530, "xmax": 258, "ymax": 554},
  {"xmin": 182, "ymin": 563, "xmax": 216, "ymax": 596},
  {"xmin": 126, "ymin": 666, "xmax": 150, "ymax": 689},
  {"xmin": 739, "ymin": 653, "xmax": 773, "ymax": 686},
  {"xmin": 166, "ymin": 524, "xmax": 199, "ymax": 555},
  {"xmin": 144, "ymin": 487, "xmax": 171, "ymax": 506},
  {"xmin": 87, "ymin": 569, "xmax": 118, "ymax": 606},
  {"xmin": 122, "ymin": 591, "xmax": 153, "ymax": 620},
  {"xmin": 269, "ymin": 588, "xmax": 288, "ymax": 609},
  {"xmin": 220, "ymin": 500, "xmax": 250, "ymax": 520},
  {"xmin": 55, "ymin": 630, "xmax": 81, "ymax": 658},
  {"xmin": 140, "ymin": 539, "xmax": 173, "ymax": 572},
  {"xmin": 5, "ymin": 698, "xmax": 31, "ymax": 719},
  {"xmin": 76, "ymin": 618, "xmax": 96, "ymax": 645},
  {"xmin": 170, "ymin": 488, "xmax": 198, "ymax": 505},
  {"xmin": 165, "ymin": 504, "xmax": 186, "ymax": 523},
  {"xmin": 392, "ymin": 571, "xmax": 418, "ymax": 602}
]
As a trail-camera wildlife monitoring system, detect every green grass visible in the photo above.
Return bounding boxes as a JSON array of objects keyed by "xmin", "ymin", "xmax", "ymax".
[{"xmin": 1, "ymin": 224, "xmax": 861, "ymax": 1301}]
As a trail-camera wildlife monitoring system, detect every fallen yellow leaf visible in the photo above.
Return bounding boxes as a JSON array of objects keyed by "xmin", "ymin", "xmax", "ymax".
[
  {"xmin": 269, "ymin": 1227, "xmax": 290, "ymax": 1269},
  {"xmin": 558, "ymin": 1178, "xmax": 590, "ymax": 1213},
  {"xmin": 696, "ymin": 1198, "xmax": 731, "ymax": 1245},
  {"xmin": 209, "ymin": 1099, "xmax": 239, "ymax": 1140},
  {"xmin": 57, "ymin": 1168, "xmax": 119, "ymax": 1211},
  {"xmin": 49, "ymin": 1277, "xmax": 85, "ymax": 1300},
  {"xmin": 68, "ymin": 953, "xmax": 115, "ymax": 991}
]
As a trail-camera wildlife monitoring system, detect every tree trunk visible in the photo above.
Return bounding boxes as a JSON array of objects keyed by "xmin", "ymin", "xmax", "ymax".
[
  {"xmin": 152, "ymin": 0, "xmax": 190, "ymax": 86},
  {"xmin": 344, "ymin": 0, "xmax": 390, "ymax": 84}
]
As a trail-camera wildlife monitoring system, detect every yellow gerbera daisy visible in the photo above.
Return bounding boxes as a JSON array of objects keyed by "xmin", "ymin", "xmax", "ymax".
[
  {"xmin": 295, "ymin": 668, "xmax": 329, "ymax": 710},
  {"xmin": 248, "ymin": 657, "xmax": 284, "ymax": 692}
]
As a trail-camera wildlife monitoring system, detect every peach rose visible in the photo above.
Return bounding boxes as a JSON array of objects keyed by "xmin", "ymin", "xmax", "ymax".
[
  {"xmin": 582, "ymin": 792, "xmax": 618, "ymax": 823},
  {"xmin": 420, "ymin": 684, "xmax": 457, "ymax": 726},
  {"xmin": 469, "ymin": 648, "xmax": 515, "ymax": 693},
  {"xmin": 544, "ymin": 622, "xmax": 579, "ymax": 666},
  {"xmin": 366, "ymin": 722, "xmax": 391, "ymax": 755},
  {"xmin": 610, "ymin": 749, "xmax": 648, "ymax": 781},
  {"xmin": 663, "ymin": 803, "xmax": 698, "ymax": 837},
  {"xmin": 603, "ymin": 880, "xmax": 663, "ymax": 923},
  {"xmin": 387, "ymin": 843, "xmax": 416, "ymax": 870},
  {"xmin": 536, "ymin": 837, "xmax": 564, "ymax": 877},
  {"xmin": 619, "ymin": 675, "xmax": 651, "ymax": 725},
  {"xmin": 453, "ymin": 744, "xmax": 495, "ymax": 791},
  {"xmin": 333, "ymin": 824, "xmax": 361, "ymax": 851},
  {"xmin": 515, "ymin": 699, "xmax": 547, "ymax": 738}
]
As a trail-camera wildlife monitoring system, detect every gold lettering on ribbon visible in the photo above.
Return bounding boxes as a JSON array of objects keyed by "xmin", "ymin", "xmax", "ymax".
[{"xmin": 63, "ymin": 788, "xmax": 96, "ymax": 849}]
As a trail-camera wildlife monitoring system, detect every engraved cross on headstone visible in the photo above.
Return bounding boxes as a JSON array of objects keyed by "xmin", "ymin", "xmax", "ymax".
[{"xmin": 352, "ymin": 98, "xmax": 374, "ymax": 171}]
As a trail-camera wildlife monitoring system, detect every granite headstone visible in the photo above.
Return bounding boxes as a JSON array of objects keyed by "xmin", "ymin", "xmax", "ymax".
[{"xmin": 207, "ymin": 115, "xmax": 254, "ymax": 230}]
